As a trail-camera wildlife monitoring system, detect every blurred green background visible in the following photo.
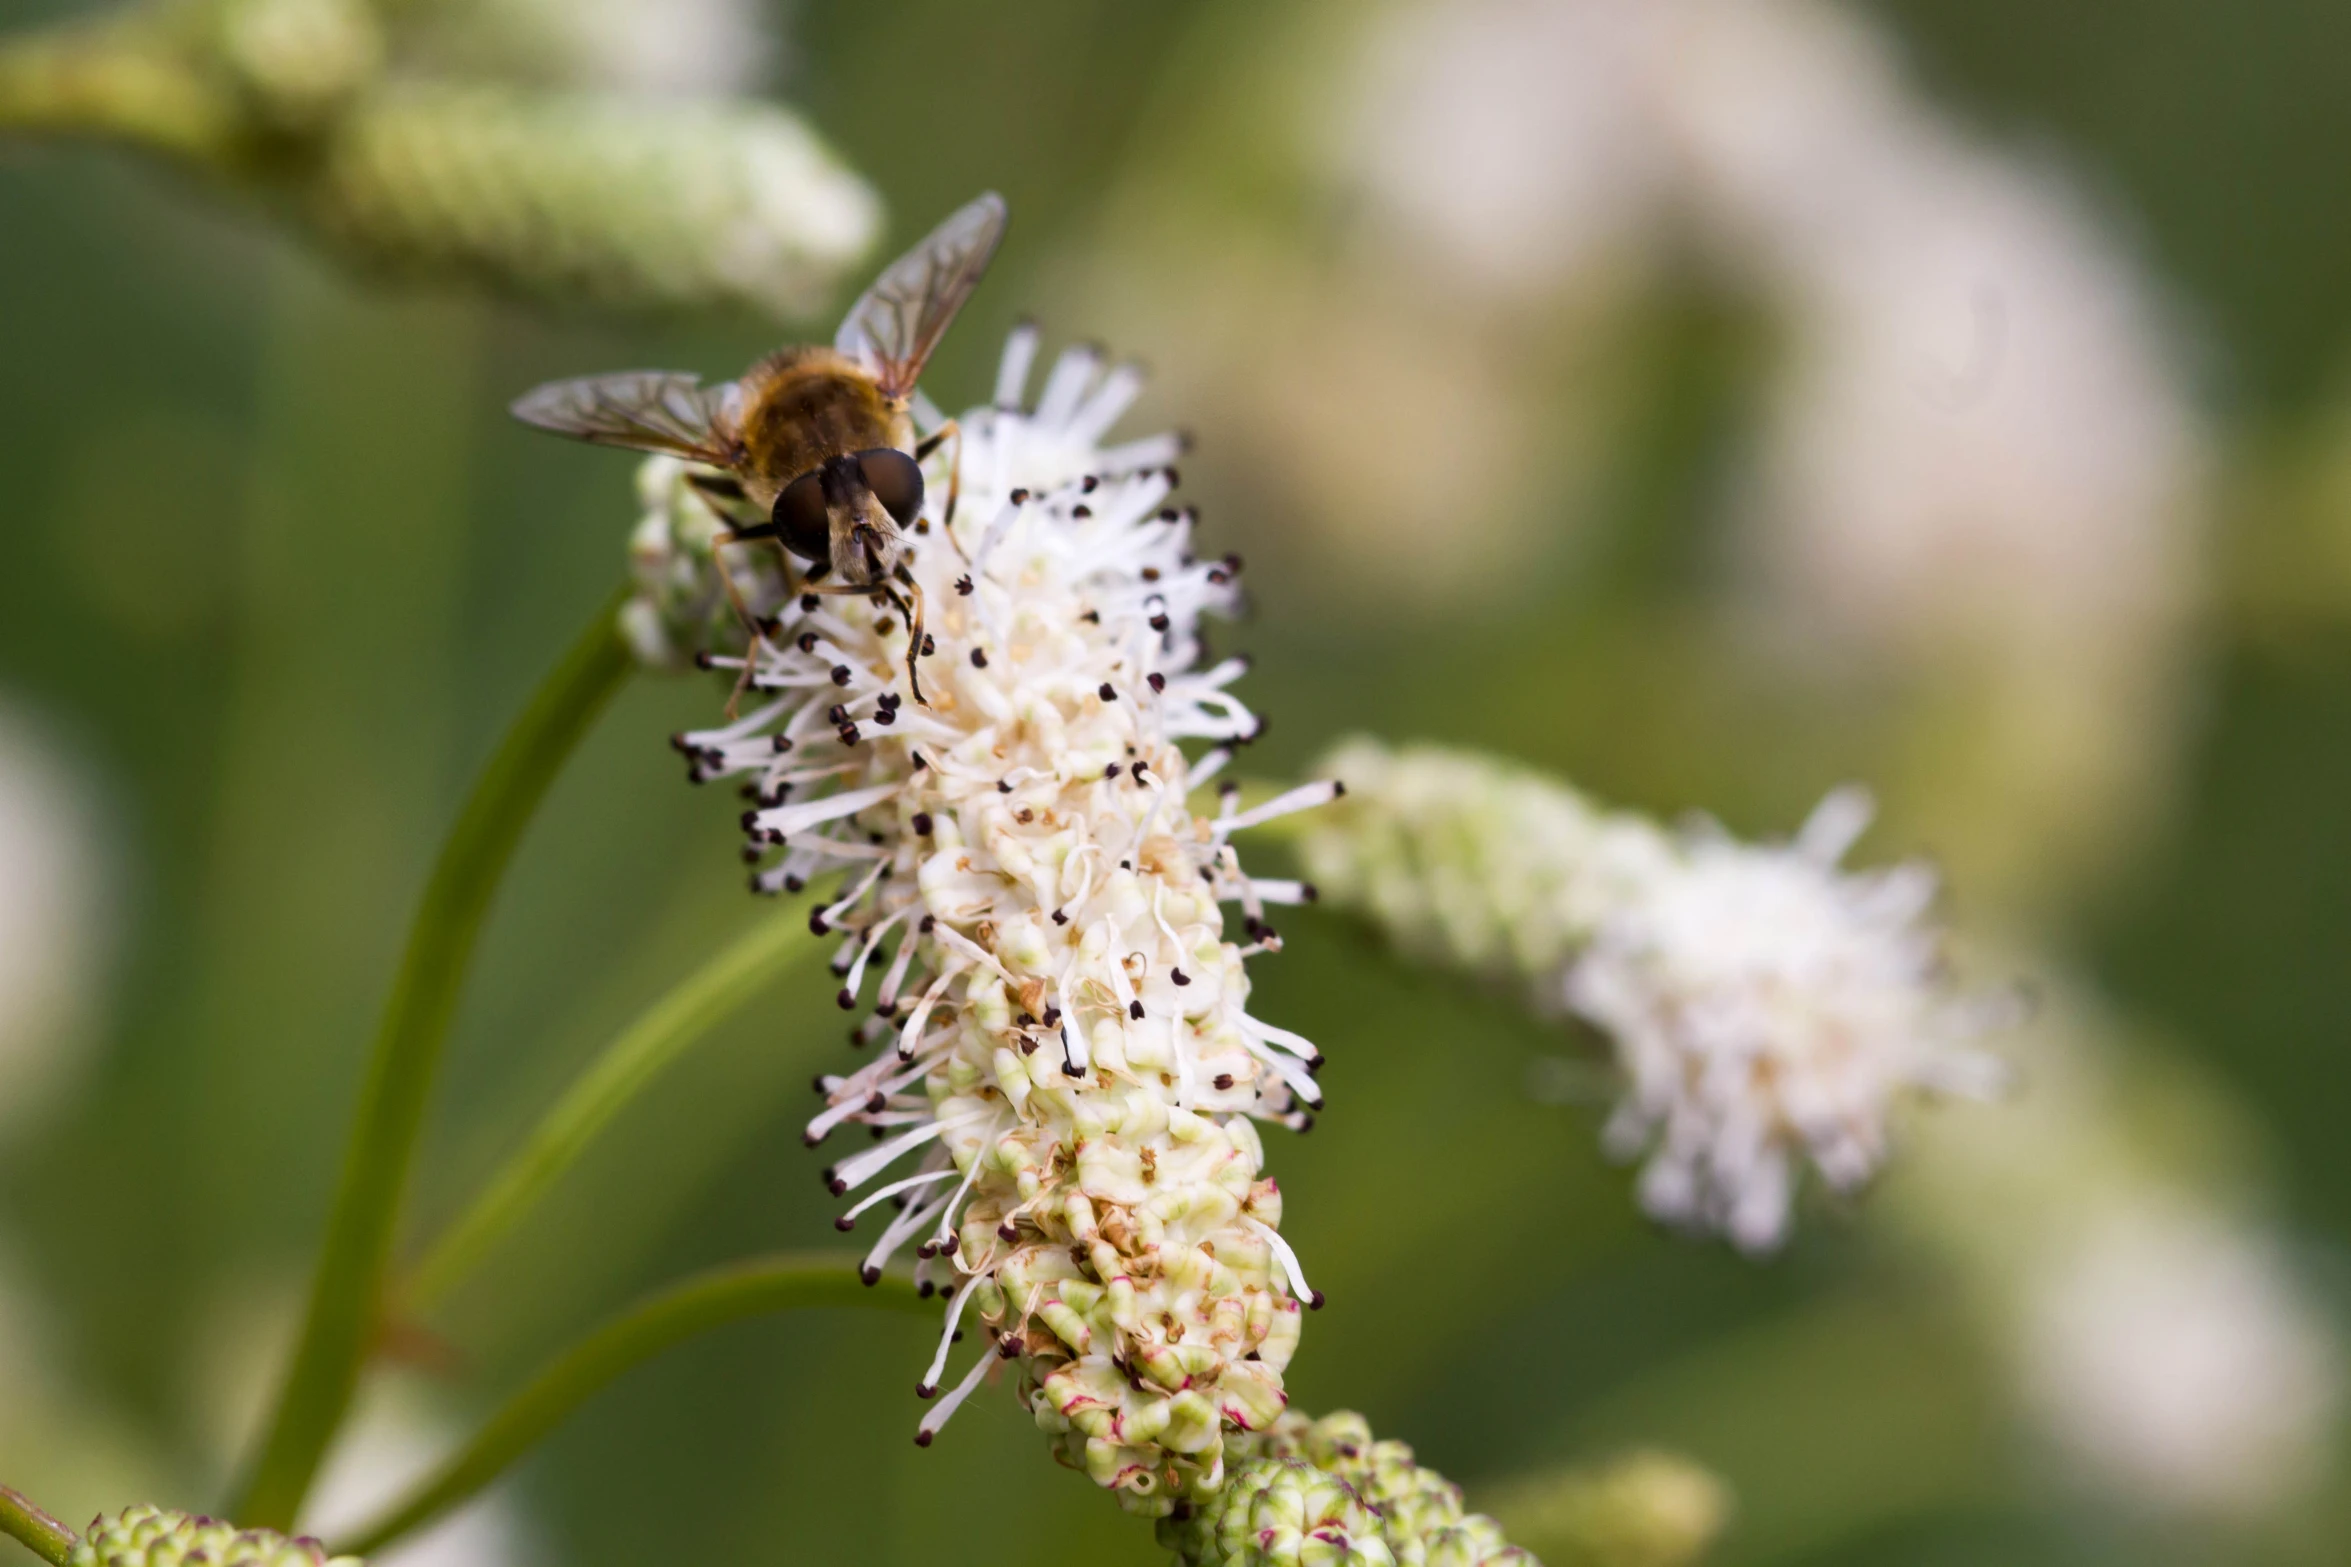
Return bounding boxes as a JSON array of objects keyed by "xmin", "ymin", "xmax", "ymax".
[{"xmin": 5, "ymin": 1, "xmax": 2351, "ymax": 1565}]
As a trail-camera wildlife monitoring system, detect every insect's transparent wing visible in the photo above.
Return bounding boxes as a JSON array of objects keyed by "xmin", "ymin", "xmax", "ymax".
[
  {"xmin": 834, "ymin": 192, "xmax": 1008, "ymax": 401},
  {"xmin": 509, "ymin": 371, "xmax": 733, "ymax": 462}
]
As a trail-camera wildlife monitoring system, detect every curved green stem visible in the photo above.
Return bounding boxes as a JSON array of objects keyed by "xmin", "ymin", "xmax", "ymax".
[
  {"xmin": 404, "ymin": 906, "xmax": 822, "ymax": 1312},
  {"xmin": 338, "ymin": 1254, "xmax": 929, "ymax": 1556},
  {"xmin": 0, "ymin": 1487, "xmax": 75, "ymax": 1567},
  {"xmin": 234, "ymin": 592, "xmax": 634, "ymax": 1529}
]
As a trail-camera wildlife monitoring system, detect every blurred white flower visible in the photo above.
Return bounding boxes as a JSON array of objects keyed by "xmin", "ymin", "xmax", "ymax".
[
  {"xmin": 2019, "ymin": 1200, "xmax": 2339, "ymax": 1516},
  {"xmin": 0, "ymin": 703, "xmax": 108, "ymax": 1147},
  {"xmin": 1888, "ymin": 995, "xmax": 2346, "ymax": 1521},
  {"xmin": 1341, "ymin": 0, "xmax": 2204, "ymax": 671}
]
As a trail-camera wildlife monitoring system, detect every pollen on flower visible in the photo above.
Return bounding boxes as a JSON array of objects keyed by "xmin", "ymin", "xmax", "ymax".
[{"xmin": 647, "ymin": 327, "xmax": 1337, "ymax": 1514}]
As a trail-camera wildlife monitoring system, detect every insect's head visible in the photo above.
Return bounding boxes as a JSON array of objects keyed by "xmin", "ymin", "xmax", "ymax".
[{"xmin": 770, "ymin": 448, "xmax": 925, "ymax": 566}]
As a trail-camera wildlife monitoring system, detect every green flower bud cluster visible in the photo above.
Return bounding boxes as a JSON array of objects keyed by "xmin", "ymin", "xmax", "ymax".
[
  {"xmin": 1163, "ymin": 1410, "xmax": 1534, "ymax": 1567},
  {"xmin": 68, "ymin": 1509, "xmax": 359, "ymax": 1567}
]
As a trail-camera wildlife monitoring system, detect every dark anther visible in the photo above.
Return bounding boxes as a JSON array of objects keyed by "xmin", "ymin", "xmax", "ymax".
[
  {"xmin": 798, "ymin": 632, "xmax": 820, "ymax": 652},
  {"xmin": 912, "ymin": 812, "xmax": 934, "ymax": 835},
  {"xmin": 857, "ymin": 1260, "xmax": 880, "ymax": 1282},
  {"xmin": 1172, "ymin": 969, "xmax": 1190, "ymax": 986},
  {"xmin": 1309, "ymin": 1290, "xmax": 1327, "ymax": 1310},
  {"xmin": 772, "ymin": 733, "xmax": 794, "ymax": 753},
  {"xmin": 997, "ymin": 779, "xmax": 1013, "ymax": 793},
  {"xmin": 1073, "ymin": 505, "xmax": 1092, "ymax": 519},
  {"xmin": 1129, "ymin": 1000, "xmax": 1145, "ymax": 1020},
  {"xmin": 1223, "ymin": 552, "xmax": 1244, "ymax": 571},
  {"xmin": 955, "ymin": 576, "xmax": 974, "ymax": 596},
  {"xmin": 919, "ymin": 914, "xmax": 936, "ymax": 932},
  {"xmin": 1213, "ymin": 1074, "xmax": 1234, "ymax": 1090},
  {"xmin": 835, "ymin": 1215, "xmax": 856, "ymax": 1231},
  {"xmin": 836, "ymin": 988, "xmax": 857, "ymax": 1010},
  {"xmin": 1042, "ymin": 1006, "xmax": 1062, "ymax": 1027},
  {"xmin": 1156, "ymin": 508, "xmax": 1179, "ymax": 523},
  {"xmin": 1306, "ymin": 1053, "xmax": 1326, "ymax": 1072},
  {"xmin": 1010, "ymin": 487, "xmax": 1030, "ymax": 504},
  {"xmin": 914, "ymin": 1431, "xmax": 933, "ymax": 1447},
  {"xmin": 874, "ymin": 708, "xmax": 896, "ymax": 726},
  {"xmin": 1051, "ymin": 909, "xmax": 1069, "ymax": 925},
  {"xmin": 813, "ymin": 1074, "xmax": 830, "ymax": 1094},
  {"xmin": 839, "ymin": 723, "xmax": 862, "ymax": 745},
  {"xmin": 970, "ymin": 648, "xmax": 989, "ymax": 668},
  {"xmin": 921, "ymin": 634, "xmax": 937, "ymax": 656},
  {"xmin": 1331, "ymin": 779, "xmax": 1347, "ymax": 797},
  {"xmin": 810, "ymin": 910, "xmax": 831, "ymax": 935},
  {"xmin": 828, "ymin": 704, "xmax": 849, "ymax": 725},
  {"xmin": 831, "ymin": 664, "xmax": 853, "ymax": 686},
  {"xmin": 1081, "ymin": 475, "xmax": 1100, "ymax": 492},
  {"xmin": 1061, "ymin": 1060, "xmax": 1085, "ymax": 1078},
  {"xmin": 1150, "ymin": 613, "xmax": 1170, "ymax": 632},
  {"xmin": 825, "ymin": 1167, "xmax": 847, "ymax": 1195},
  {"xmin": 1147, "ymin": 672, "xmax": 1166, "ymax": 693},
  {"xmin": 1105, "ymin": 763, "xmax": 1122, "ymax": 778},
  {"xmin": 802, "ymin": 594, "xmax": 820, "ymax": 612},
  {"xmin": 1099, "ymin": 682, "xmax": 1117, "ymax": 701},
  {"xmin": 1164, "ymin": 465, "xmax": 1182, "ymax": 486}
]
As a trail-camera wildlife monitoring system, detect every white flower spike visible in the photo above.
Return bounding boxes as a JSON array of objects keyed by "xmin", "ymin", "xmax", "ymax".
[
  {"xmin": 1301, "ymin": 740, "xmax": 2007, "ymax": 1253},
  {"xmin": 647, "ymin": 329, "xmax": 1336, "ymax": 1514}
]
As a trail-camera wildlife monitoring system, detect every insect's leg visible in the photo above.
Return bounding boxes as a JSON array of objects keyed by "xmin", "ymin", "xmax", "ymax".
[
  {"xmin": 707, "ymin": 535, "xmax": 774, "ymax": 721},
  {"xmin": 915, "ymin": 419, "xmax": 968, "ymax": 558},
  {"xmin": 890, "ymin": 569, "xmax": 931, "ymax": 706}
]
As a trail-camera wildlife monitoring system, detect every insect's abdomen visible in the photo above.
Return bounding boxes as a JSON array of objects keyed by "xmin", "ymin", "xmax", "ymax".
[{"xmin": 737, "ymin": 348, "xmax": 900, "ymax": 499}]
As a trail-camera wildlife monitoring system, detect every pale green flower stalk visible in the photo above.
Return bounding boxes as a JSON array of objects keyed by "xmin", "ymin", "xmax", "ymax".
[
  {"xmin": 0, "ymin": 0, "xmax": 879, "ymax": 319},
  {"xmin": 1298, "ymin": 740, "xmax": 2006, "ymax": 1252}
]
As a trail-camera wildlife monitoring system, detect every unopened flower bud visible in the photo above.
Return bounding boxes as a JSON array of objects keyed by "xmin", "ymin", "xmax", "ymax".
[
  {"xmin": 68, "ymin": 1508, "xmax": 361, "ymax": 1567},
  {"xmin": 1485, "ymin": 1451, "xmax": 1729, "ymax": 1567},
  {"xmin": 305, "ymin": 84, "xmax": 878, "ymax": 319},
  {"xmin": 1176, "ymin": 1410, "xmax": 1536, "ymax": 1567}
]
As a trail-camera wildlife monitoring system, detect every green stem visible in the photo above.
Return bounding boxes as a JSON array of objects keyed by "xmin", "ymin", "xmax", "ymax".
[
  {"xmin": 0, "ymin": 22, "xmax": 241, "ymax": 168},
  {"xmin": 234, "ymin": 592, "xmax": 634, "ymax": 1530},
  {"xmin": 0, "ymin": 1488, "xmax": 75, "ymax": 1567},
  {"xmin": 404, "ymin": 905, "xmax": 822, "ymax": 1312},
  {"xmin": 339, "ymin": 1254, "xmax": 929, "ymax": 1557}
]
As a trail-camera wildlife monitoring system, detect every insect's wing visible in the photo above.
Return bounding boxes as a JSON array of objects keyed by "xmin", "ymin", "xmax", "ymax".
[
  {"xmin": 509, "ymin": 371, "xmax": 734, "ymax": 463},
  {"xmin": 834, "ymin": 192, "xmax": 1008, "ymax": 402}
]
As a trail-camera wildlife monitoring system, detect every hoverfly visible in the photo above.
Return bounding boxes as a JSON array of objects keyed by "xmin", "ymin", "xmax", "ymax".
[{"xmin": 511, "ymin": 191, "xmax": 1009, "ymax": 704}]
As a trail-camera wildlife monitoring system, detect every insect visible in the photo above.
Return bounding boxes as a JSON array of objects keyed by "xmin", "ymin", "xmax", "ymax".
[{"xmin": 510, "ymin": 191, "xmax": 1010, "ymax": 705}]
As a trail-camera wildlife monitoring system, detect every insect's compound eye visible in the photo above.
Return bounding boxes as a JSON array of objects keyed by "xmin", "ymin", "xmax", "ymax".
[
  {"xmin": 772, "ymin": 468, "xmax": 832, "ymax": 561},
  {"xmin": 857, "ymin": 447, "xmax": 925, "ymax": 529}
]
